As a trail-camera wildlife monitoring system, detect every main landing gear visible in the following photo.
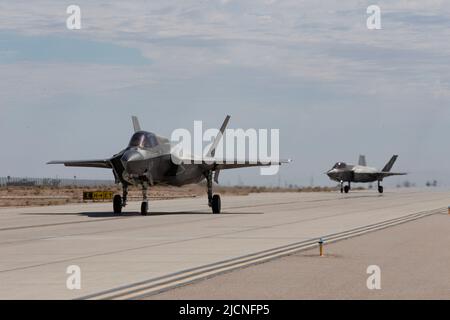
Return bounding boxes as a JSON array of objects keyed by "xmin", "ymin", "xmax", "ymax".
[
  {"xmin": 113, "ymin": 183, "xmax": 149, "ymax": 215},
  {"xmin": 340, "ymin": 181, "xmax": 351, "ymax": 194},
  {"xmin": 338, "ymin": 180, "xmax": 384, "ymax": 194},
  {"xmin": 377, "ymin": 180, "xmax": 384, "ymax": 194},
  {"xmin": 206, "ymin": 171, "xmax": 221, "ymax": 214}
]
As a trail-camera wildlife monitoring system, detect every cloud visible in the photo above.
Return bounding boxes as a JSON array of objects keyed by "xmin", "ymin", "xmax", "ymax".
[
  {"xmin": 1, "ymin": 1, "xmax": 450, "ymax": 185},
  {"xmin": 1, "ymin": 0, "xmax": 449, "ymax": 101},
  {"xmin": 0, "ymin": 32, "xmax": 150, "ymax": 65}
]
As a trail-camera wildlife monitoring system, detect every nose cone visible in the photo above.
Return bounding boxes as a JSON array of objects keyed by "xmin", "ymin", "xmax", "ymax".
[
  {"xmin": 121, "ymin": 149, "xmax": 144, "ymax": 164},
  {"xmin": 326, "ymin": 169, "xmax": 337, "ymax": 179}
]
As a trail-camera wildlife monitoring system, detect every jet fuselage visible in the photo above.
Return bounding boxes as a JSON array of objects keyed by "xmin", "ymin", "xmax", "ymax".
[
  {"xmin": 110, "ymin": 131, "xmax": 205, "ymax": 187},
  {"xmin": 327, "ymin": 164, "xmax": 381, "ymax": 183}
]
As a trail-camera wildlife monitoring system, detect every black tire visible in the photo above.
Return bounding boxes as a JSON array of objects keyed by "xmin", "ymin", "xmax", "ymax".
[
  {"xmin": 378, "ymin": 186, "xmax": 384, "ymax": 194},
  {"xmin": 113, "ymin": 195, "xmax": 122, "ymax": 214},
  {"xmin": 141, "ymin": 201, "xmax": 148, "ymax": 216},
  {"xmin": 211, "ymin": 194, "xmax": 221, "ymax": 214},
  {"xmin": 344, "ymin": 185, "xmax": 350, "ymax": 194},
  {"xmin": 340, "ymin": 187, "xmax": 343, "ymax": 193}
]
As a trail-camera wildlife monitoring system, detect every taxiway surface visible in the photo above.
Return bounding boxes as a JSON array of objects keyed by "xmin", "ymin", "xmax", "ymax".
[{"xmin": 0, "ymin": 189, "xmax": 448, "ymax": 299}]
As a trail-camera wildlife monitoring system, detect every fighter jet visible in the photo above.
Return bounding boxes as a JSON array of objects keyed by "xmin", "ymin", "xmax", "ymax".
[
  {"xmin": 326, "ymin": 155, "xmax": 406, "ymax": 194},
  {"xmin": 48, "ymin": 116, "xmax": 290, "ymax": 215}
]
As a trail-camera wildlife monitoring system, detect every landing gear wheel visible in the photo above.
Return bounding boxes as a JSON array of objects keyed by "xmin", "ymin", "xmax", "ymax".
[
  {"xmin": 141, "ymin": 201, "xmax": 148, "ymax": 216},
  {"xmin": 113, "ymin": 195, "xmax": 122, "ymax": 214},
  {"xmin": 378, "ymin": 186, "xmax": 384, "ymax": 194},
  {"xmin": 344, "ymin": 185, "xmax": 350, "ymax": 194},
  {"xmin": 340, "ymin": 187, "xmax": 344, "ymax": 193},
  {"xmin": 211, "ymin": 194, "xmax": 221, "ymax": 214}
]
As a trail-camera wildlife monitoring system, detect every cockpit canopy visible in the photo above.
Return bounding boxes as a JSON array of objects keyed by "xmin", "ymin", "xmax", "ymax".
[
  {"xmin": 128, "ymin": 131, "xmax": 159, "ymax": 149},
  {"xmin": 332, "ymin": 162, "xmax": 347, "ymax": 169}
]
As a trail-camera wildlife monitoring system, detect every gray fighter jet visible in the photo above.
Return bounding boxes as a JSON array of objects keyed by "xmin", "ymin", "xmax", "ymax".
[
  {"xmin": 326, "ymin": 155, "xmax": 406, "ymax": 194},
  {"xmin": 48, "ymin": 116, "xmax": 289, "ymax": 215}
]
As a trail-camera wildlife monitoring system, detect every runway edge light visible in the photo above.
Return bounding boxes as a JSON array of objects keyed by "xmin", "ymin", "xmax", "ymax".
[{"xmin": 319, "ymin": 238, "xmax": 324, "ymax": 257}]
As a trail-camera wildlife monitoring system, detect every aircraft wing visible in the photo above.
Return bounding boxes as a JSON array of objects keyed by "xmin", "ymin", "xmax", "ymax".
[
  {"xmin": 47, "ymin": 159, "xmax": 112, "ymax": 169},
  {"xmin": 377, "ymin": 171, "xmax": 407, "ymax": 178},
  {"xmin": 172, "ymin": 114, "xmax": 291, "ymax": 172},
  {"xmin": 174, "ymin": 157, "xmax": 291, "ymax": 183},
  {"xmin": 213, "ymin": 159, "xmax": 292, "ymax": 170},
  {"xmin": 174, "ymin": 154, "xmax": 291, "ymax": 169}
]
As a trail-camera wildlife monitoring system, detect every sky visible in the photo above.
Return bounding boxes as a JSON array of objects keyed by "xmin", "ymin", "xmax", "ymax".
[{"xmin": 1, "ymin": 0, "xmax": 450, "ymax": 187}]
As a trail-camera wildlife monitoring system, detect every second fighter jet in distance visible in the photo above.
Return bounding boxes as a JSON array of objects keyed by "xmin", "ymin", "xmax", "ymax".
[{"xmin": 326, "ymin": 155, "xmax": 407, "ymax": 194}]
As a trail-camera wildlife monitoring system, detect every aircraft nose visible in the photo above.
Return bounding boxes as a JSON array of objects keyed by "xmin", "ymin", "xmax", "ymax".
[
  {"xmin": 121, "ymin": 149, "xmax": 144, "ymax": 164},
  {"xmin": 326, "ymin": 169, "xmax": 336, "ymax": 178}
]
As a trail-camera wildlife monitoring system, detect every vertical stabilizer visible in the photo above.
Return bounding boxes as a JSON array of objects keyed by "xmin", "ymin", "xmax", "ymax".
[
  {"xmin": 132, "ymin": 116, "xmax": 141, "ymax": 132},
  {"xmin": 206, "ymin": 115, "xmax": 231, "ymax": 158},
  {"xmin": 382, "ymin": 155, "xmax": 398, "ymax": 172},
  {"xmin": 358, "ymin": 155, "xmax": 367, "ymax": 166}
]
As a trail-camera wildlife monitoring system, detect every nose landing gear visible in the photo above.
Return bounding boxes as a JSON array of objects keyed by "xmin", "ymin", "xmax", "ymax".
[
  {"xmin": 113, "ymin": 195, "xmax": 122, "ymax": 213},
  {"xmin": 113, "ymin": 185, "xmax": 128, "ymax": 214},
  {"xmin": 341, "ymin": 181, "xmax": 351, "ymax": 194},
  {"xmin": 141, "ymin": 201, "xmax": 148, "ymax": 215},
  {"xmin": 113, "ymin": 183, "xmax": 150, "ymax": 215}
]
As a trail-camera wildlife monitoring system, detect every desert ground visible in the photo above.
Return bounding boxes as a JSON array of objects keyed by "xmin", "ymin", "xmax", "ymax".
[{"xmin": 0, "ymin": 184, "xmax": 338, "ymax": 207}]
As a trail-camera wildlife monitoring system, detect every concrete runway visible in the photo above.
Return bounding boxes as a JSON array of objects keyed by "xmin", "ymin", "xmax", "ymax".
[
  {"xmin": 0, "ymin": 189, "xmax": 448, "ymax": 299},
  {"xmin": 151, "ymin": 213, "xmax": 450, "ymax": 300}
]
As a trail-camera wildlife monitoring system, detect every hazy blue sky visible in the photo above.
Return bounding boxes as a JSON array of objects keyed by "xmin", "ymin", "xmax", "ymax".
[{"xmin": 1, "ymin": 0, "xmax": 450, "ymax": 187}]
